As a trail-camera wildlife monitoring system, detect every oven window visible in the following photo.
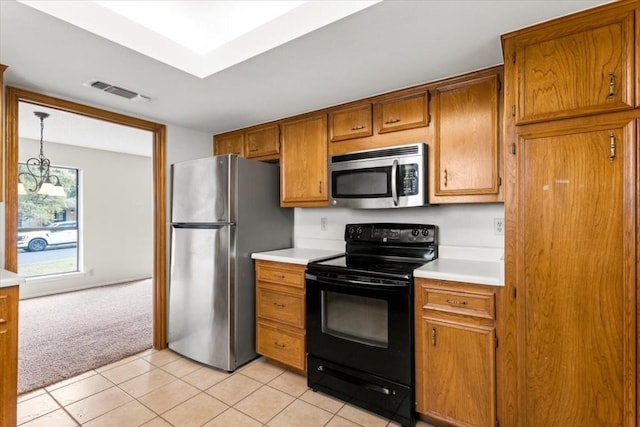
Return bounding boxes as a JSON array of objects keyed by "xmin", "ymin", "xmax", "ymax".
[
  {"xmin": 333, "ymin": 167, "xmax": 390, "ymax": 197},
  {"xmin": 321, "ymin": 291, "xmax": 388, "ymax": 348}
]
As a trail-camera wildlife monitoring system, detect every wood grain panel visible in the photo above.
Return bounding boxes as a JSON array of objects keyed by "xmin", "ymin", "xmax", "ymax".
[
  {"xmin": 280, "ymin": 114, "xmax": 328, "ymax": 206},
  {"xmin": 245, "ymin": 124, "xmax": 279, "ymax": 159},
  {"xmin": 0, "ymin": 286, "xmax": 18, "ymax": 427},
  {"xmin": 257, "ymin": 287, "xmax": 304, "ymax": 328},
  {"xmin": 421, "ymin": 317, "xmax": 496, "ymax": 427},
  {"xmin": 515, "ymin": 9, "xmax": 634, "ymax": 123},
  {"xmin": 256, "ymin": 320, "xmax": 305, "ymax": 371},
  {"xmin": 377, "ymin": 92, "xmax": 428, "ymax": 134},
  {"xmin": 214, "ymin": 130, "xmax": 244, "ymax": 156},
  {"xmin": 329, "ymin": 103, "xmax": 373, "ymax": 142},
  {"xmin": 0, "ymin": 64, "xmax": 6, "ymax": 203},
  {"xmin": 518, "ymin": 116, "xmax": 636, "ymax": 426},
  {"xmin": 434, "ymin": 74, "xmax": 499, "ymax": 196}
]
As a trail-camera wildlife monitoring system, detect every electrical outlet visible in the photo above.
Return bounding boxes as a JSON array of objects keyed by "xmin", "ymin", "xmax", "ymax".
[
  {"xmin": 320, "ymin": 217, "xmax": 328, "ymax": 231},
  {"xmin": 494, "ymin": 218, "xmax": 504, "ymax": 235}
]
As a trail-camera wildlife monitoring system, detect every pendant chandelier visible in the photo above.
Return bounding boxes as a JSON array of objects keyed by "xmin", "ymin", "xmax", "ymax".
[{"xmin": 18, "ymin": 111, "xmax": 65, "ymax": 197}]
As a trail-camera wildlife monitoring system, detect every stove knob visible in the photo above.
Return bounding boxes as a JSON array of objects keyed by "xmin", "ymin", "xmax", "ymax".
[
  {"xmin": 411, "ymin": 228, "xmax": 420, "ymax": 237},
  {"xmin": 356, "ymin": 227, "xmax": 363, "ymax": 237},
  {"xmin": 347, "ymin": 226, "xmax": 356, "ymax": 238},
  {"xmin": 422, "ymin": 228, "xmax": 430, "ymax": 237}
]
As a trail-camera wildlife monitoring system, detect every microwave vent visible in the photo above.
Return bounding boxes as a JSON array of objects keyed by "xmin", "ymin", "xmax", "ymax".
[{"xmin": 331, "ymin": 144, "xmax": 423, "ymax": 163}]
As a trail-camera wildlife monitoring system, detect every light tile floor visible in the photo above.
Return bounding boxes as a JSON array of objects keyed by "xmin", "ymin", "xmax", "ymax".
[{"xmin": 17, "ymin": 349, "xmax": 436, "ymax": 427}]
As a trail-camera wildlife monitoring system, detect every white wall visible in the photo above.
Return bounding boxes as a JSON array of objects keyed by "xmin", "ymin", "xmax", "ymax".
[
  {"xmin": 17, "ymin": 137, "xmax": 153, "ymax": 298},
  {"xmin": 294, "ymin": 203, "xmax": 505, "ymax": 257}
]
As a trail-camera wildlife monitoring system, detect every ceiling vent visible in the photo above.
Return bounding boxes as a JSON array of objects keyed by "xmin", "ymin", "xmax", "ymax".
[{"xmin": 84, "ymin": 79, "xmax": 151, "ymax": 102}]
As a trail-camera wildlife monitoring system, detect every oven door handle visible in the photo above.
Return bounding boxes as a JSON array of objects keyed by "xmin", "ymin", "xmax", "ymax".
[
  {"xmin": 305, "ymin": 273, "xmax": 407, "ymax": 289},
  {"xmin": 391, "ymin": 159, "xmax": 399, "ymax": 206}
]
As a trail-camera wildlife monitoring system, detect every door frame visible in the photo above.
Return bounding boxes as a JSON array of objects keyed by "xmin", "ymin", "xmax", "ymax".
[{"xmin": 4, "ymin": 86, "xmax": 167, "ymax": 349}]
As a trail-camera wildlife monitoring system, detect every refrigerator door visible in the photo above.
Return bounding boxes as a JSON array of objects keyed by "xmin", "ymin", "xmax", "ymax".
[
  {"xmin": 168, "ymin": 224, "xmax": 234, "ymax": 370},
  {"xmin": 171, "ymin": 156, "xmax": 231, "ymax": 224}
]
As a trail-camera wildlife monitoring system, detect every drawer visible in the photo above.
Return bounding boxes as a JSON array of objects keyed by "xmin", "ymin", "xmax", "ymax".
[
  {"xmin": 256, "ymin": 321, "xmax": 305, "ymax": 371},
  {"xmin": 257, "ymin": 287, "xmax": 304, "ymax": 328},
  {"xmin": 421, "ymin": 287, "xmax": 495, "ymax": 320},
  {"xmin": 257, "ymin": 264, "xmax": 305, "ymax": 289}
]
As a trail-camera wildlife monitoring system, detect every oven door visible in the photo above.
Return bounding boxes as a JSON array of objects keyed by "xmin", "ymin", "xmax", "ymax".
[{"xmin": 305, "ymin": 271, "xmax": 413, "ymax": 385}]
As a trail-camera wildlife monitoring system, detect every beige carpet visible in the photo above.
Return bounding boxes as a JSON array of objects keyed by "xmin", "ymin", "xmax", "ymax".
[{"xmin": 18, "ymin": 279, "xmax": 153, "ymax": 394}]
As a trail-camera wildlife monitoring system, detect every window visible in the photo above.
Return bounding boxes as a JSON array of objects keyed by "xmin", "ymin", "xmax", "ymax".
[{"xmin": 17, "ymin": 165, "xmax": 79, "ymax": 278}]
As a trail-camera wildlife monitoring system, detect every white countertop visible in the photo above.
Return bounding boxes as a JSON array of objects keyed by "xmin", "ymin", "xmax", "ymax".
[
  {"xmin": 0, "ymin": 269, "xmax": 25, "ymax": 288},
  {"xmin": 414, "ymin": 258, "xmax": 504, "ymax": 286},
  {"xmin": 251, "ymin": 248, "xmax": 343, "ymax": 265}
]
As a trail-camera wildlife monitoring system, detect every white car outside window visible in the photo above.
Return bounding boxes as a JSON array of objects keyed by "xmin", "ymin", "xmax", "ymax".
[{"xmin": 17, "ymin": 221, "xmax": 78, "ymax": 251}]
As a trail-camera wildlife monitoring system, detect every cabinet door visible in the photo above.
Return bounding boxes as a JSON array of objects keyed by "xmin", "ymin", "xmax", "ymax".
[
  {"xmin": 329, "ymin": 104, "xmax": 372, "ymax": 142},
  {"xmin": 280, "ymin": 114, "xmax": 328, "ymax": 207},
  {"xmin": 434, "ymin": 74, "xmax": 499, "ymax": 197},
  {"xmin": 517, "ymin": 115, "xmax": 636, "ymax": 426},
  {"xmin": 417, "ymin": 317, "xmax": 496, "ymax": 427},
  {"xmin": 214, "ymin": 131, "xmax": 244, "ymax": 156},
  {"xmin": 511, "ymin": 9, "xmax": 634, "ymax": 123},
  {"xmin": 246, "ymin": 124, "xmax": 279, "ymax": 159},
  {"xmin": 377, "ymin": 92, "xmax": 428, "ymax": 133},
  {"xmin": 0, "ymin": 286, "xmax": 18, "ymax": 427}
]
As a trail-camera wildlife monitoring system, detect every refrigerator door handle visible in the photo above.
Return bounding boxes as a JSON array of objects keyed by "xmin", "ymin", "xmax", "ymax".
[{"xmin": 171, "ymin": 222, "xmax": 235, "ymax": 229}]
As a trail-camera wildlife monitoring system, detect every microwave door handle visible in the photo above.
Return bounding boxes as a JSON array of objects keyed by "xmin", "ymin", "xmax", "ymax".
[{"xmin": 391, "ymin": 159, "xmax": 399, "ymax": 206}]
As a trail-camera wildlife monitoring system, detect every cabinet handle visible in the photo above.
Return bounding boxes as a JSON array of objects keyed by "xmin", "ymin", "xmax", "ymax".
[
  {"xmin": 608, "ymin": 72, "xmax": 615, "ymax": 99},
  {"xmin": 273, "ymin": 302, "xmax": 286, "ymax": 309},
  {"xmin": 319, "ymin": 181, "xmax": 323, "ymax": 194},
  {"xmin": 431, "ymin": 327, "xmax": 437, "ymax": 347},
  {"xmin": 609, "ymin": 133, "xmax": 616, "ymax": 161},
  {"xmin": 444, "ymin": 169, "xmax": 448, "ymax": 187},
  {"xmin": 446, "ymin": 299, "xmax": 468, "ymax": 306},
  {"xmin": 351, "ymin": 125, "xmax": 365, "ymax": 131},
  {"xmin": 384, "ymin": 118, "xmax": 401, "ymax": 124},
  {"xmin": 273, "ymin": 273, "xmax": 286, "ymax": 280},
  {"xmin": 274, "ymin": 341, "xmax": 286, "ymax": 348},
  {"xmin": 249, "ymin": 147, "xmax": 259, "ymax": 152}
]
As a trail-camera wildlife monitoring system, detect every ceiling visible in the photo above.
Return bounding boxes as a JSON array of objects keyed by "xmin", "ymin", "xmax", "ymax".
[{"xmin": 1, "ymin": 0, "xmax": 611, "ymax": 147}]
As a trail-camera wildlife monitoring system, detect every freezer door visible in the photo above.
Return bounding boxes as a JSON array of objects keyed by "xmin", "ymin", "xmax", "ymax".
[
  {"xmin": 171, "ymin": 156, "xmax": 230, "ymax": 223},
  {"xmin": 168, "ymin": 225, "xmax": 234, "ymax": 369}
]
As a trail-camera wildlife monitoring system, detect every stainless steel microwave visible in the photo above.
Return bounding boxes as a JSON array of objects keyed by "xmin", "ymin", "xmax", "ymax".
[{"xmin": 329, "ymin": 143, "xmax": 428, "ymax": 209}]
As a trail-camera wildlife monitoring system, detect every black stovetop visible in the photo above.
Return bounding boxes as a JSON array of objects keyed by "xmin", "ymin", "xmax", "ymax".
[{"xmin": 307, "ymin": 223, "xmax": 438, "ymax": 281}]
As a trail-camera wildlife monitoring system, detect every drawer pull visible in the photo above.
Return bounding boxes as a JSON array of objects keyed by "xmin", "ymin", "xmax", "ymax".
[
  {"xmin": 384, "ymin": 118, "xmax": 401, "ymax": 124},
  {"xmin": 446, "ymin": 299, "xmax": 467, "ymax": 306},
  {"xmin": 431, "ymin": 327, "xmax": 436, "ymax": 347},
  {"xmin": 272, "ymin": 302, "xmax": 286, "ymax": 309},
  {"xmin": 0, "ymin": 317, "xmax": 6, "ymax": 325},
  {"xmin": 273, "ymin": 274, "xmax": 286, "ymax": 280},
  {"xmin": 249, "ymin": 147, "xmax": 259, "ymax": 152},
  {"xmin": 274, "ymin": 341, "xmax": 286, "ymax": 348},
  {"xmin": 351, "ymin": 125, "xmax": 365, "ymax": 131}
]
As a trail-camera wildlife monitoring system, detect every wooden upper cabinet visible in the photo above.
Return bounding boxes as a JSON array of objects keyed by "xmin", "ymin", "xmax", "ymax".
[
  {"xmin": 433, "ymin": 72, "xmax": 500, "ymax": 199},
  {"xmin": 504, "ymin": 7, "xmax": 635, "ymax": 124},
  {"xmin": 376, "ymin": 92, "xmax": 429, "ymax": 133},
  {"xmin": 328, "ymin": 103, "xmax": 373, "ymax": 142},
  {"xmin": 245, "ymin": 124, "xmax": 280, "ymax": 159},
  {"xmin": 214, "ymin": 131, "xmax": 244, "ymax": 156},
  {"xmin": 280, "ymin": 114, "xmax": 328, "ymax": 207}
]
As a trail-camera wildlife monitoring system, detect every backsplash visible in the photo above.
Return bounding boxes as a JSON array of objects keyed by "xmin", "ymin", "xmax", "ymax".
[{"xmin": 294, "ymin": 203, "xmax": 505, "ymax": 253}]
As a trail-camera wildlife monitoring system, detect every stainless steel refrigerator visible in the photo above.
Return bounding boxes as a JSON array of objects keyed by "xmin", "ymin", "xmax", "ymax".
[{"xmin": 168, "ymin": 155, "xmax": 293, "ymax": 371}]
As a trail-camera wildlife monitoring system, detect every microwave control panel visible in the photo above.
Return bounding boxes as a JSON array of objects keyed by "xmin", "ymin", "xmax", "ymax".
[{"xmin": 399, "ymin": 164, "xmax": 419, "ymax": 196}]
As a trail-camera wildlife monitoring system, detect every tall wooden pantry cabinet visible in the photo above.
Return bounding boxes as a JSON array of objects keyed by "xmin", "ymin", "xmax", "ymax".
[{"xmin": 500, "ymin": 1, "xmax": 639, "ymax": 426}]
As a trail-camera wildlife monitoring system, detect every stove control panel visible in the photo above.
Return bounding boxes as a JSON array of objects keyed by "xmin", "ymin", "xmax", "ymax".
[{"xmin": 345, "ymin": 223, "xmax": 437, "ymax": 244}]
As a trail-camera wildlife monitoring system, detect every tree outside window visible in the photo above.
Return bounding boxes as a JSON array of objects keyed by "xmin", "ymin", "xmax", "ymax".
[{"xmin": 17, "ymin": 165, "xmax": 79, "ymax": 278}]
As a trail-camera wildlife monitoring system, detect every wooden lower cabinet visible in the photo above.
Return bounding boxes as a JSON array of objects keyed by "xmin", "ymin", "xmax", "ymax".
[
  {"xmin": 415, "ymin": 279, "xmax": 497, "ymax": 427},
  {"xmin": 0, "ymin": 285, "xmax": 19, "ymax": 427},
  {"xmin": 255, "ymin": 260, "xmax": 306, "ymax": 372}
]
